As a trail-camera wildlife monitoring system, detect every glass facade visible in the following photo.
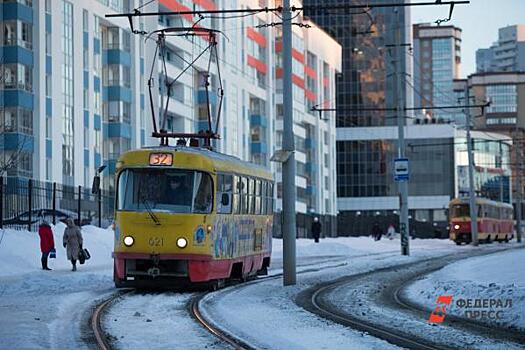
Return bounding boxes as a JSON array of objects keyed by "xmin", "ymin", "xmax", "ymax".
[
  {"xmin": 61, "ymin": 0, "xmax": 74, "ymax": 185},
  {"xmin": 455, "ymin": 138, "xmax": 511, "ymax": 203},
  {"xmin": 305, "ymin": 0, "xmax": 408, "ymax": 128},
  {"xmin": 486, "ymin": 84, "xmax": 517, "ymax": 113},
  {"xmin": 337, "ymin": 138, "xmax": 455, "ymax": 198},
  {"xmin": 431, "ymin": 38, "xmax": 454, "ymax": 118}
]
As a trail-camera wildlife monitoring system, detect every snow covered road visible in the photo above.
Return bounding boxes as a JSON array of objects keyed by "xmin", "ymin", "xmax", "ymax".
[
  {"xmin": 1, "ymin": 223, "xmax": 522, "ymax": 350},
  {"xmin": 405, "ymin": 247, "xmax": 525, "ymax": 332},
  {"xmin": 0, "ymin": 224, "xmax": 115, "ymax": 350},
  {"xmin": 197, "ymin": 239, "xmax": 503, "ymax": 350}
]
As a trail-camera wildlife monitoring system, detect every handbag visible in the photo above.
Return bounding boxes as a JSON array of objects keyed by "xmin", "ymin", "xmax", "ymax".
[
  {"xmin": 78, "ymin": 248, "xmax": 90, "ymax": 265},
  {"xmin": 82, "ymin": 248, "xmax": 91, "ymax": 260},
  {"xmin": 49, "ymin": 248, "xmax": 56, "ymax": 259},
  {"xmin": 78, "ymin": 248, "xmax": 86, "ymax": 264}
]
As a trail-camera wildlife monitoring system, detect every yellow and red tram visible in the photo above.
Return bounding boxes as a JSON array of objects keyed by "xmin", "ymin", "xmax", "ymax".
[
  {"xmin": 449, "ymin": 198, "xmax": 514, "ymax": 245},
  {"xmin": 112, "ymin": 146, "xmax": 274, "ymax": 288}
]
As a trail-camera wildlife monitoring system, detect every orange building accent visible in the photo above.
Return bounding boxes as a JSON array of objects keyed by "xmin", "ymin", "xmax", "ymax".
[
  {"xmin": 159, "ymin": 0, "xmax": 193, "ymax": 22},
  {"xmin": 247, "ymin": 55, "xmax": 268, "ymax": 74},
  {"xmin": 247, "ymin": 27, "xmax": 267, "ymax": 48}
]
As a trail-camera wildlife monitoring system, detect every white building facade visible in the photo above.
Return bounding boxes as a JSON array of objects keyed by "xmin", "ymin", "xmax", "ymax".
[{"xmin": 0, "ymin": 0, "xmax": 341, "ymax": 231}]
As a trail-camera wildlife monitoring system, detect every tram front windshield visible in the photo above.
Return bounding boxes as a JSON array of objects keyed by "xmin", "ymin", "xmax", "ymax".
[
  {"xmin": 117, "ymin": 168, "xmax": 213, "ymax": 213},
  {"xmin": 450, "ymin": 204, "xmax": 470, "ymax": 218}
]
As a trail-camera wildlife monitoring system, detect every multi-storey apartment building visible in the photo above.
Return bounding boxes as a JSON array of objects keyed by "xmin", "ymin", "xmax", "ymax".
[
  {"xmin": 0, "ymin": 0, "xmax": 341, "ymax": 234},
  {"xmin": 476, "ymin": 24, "xmax": 525, "ymax": 73}
]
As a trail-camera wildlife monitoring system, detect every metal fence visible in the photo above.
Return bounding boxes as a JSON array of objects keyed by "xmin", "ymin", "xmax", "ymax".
[{"xmin": 0, "ymin": 176, "xmax": 115, "ymax": 231}]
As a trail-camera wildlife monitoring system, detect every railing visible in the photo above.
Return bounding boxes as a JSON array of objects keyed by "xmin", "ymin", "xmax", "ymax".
[{"xmin": 0, "ymin": 176, "xmax": 115, "ymax": 231}]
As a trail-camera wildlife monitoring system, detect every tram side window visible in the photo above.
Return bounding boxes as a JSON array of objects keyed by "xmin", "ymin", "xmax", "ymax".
[
  {"xmin": 254, "ymin": 179, "xmax": 262, "ymax": 215},
  {"xmin": 217, "ymin": 174, "xmax": 233, "ymax": 214},
  {"xmin": 267, "ymin": 182, "xmax": 274, "ymax": 214},
  {"xmin": 247, "ymin": 178, "xmax": 255, "ymax": 215},
  {"xmin": 232, "ymin": 176, "xmax": 241, "ymax": 214},
  {"xmin": 241, "ymin": 177, "xmax": 248, "ymax": 214},
  {"xmin": 261, "ymin": 181, "xmax": 266, "ymax": 215}
]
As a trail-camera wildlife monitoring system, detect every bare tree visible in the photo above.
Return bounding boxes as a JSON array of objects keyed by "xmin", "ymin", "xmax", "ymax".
[{"xmin": 0, "ymin": 134, "xmax": 32, "ymax": 177}]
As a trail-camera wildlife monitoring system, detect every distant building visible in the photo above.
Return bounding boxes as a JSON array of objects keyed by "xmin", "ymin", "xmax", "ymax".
[
  {"xmin": 304, "ymin": 0, "xmax": 413, "ymax": 235},
  {"xmin": 412, "ymin": 23, "xmax": 462, "ymax": 121},
  {"xmin": 468, "ymin": 71, "xmax": 525, "ymax": 218},
  {"xmin": 476, "ymin": 25, "xmax": 525, "ymax": 73},
  {"xmin": 336, "ymin": 124, "xmax": 511, "ymax": 237}
]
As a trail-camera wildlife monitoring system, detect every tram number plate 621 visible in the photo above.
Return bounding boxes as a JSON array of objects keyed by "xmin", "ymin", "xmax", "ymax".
[{"xmin": 148, "ymin": 237, "xmax": 164, "ymax": 247}]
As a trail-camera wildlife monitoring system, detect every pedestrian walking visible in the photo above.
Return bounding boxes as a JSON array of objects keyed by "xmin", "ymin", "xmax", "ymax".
[
  {"xmin": 372, "ymin": 222, "xmax": 382, "ymax": 241},
  {"xmin": 38, "ymin": 220, "xmax": 54, "ymax": 270},
  {"xmin": 63, "ymin": 218, "xmax": 83, "ymax": 271},
  {"xmin": 311, "ymin": 217, "xmax": 322, "ymax": 243},
  {"xmin": 386, "ymin": 224, "xmax": 396, "ymax": 240}
]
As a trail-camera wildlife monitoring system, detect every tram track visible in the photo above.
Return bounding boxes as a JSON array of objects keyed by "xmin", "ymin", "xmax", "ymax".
[
  {"xmin": 89, "ymin": 254, "xmax": 353, "ymax": 350},
  {"xmin": 296, "ymin": 246, "xmax": 525, "ymax": 350},
  {"xmin": 90, "ymin": 248, "xmax": 516, "ymax": 350}
]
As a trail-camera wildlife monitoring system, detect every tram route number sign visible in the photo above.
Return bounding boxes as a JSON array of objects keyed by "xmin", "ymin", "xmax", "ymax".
[
  {"xmin": 394, "ymin": 158, "xmax": 409, "ymax": 182},
  {"xmin": 149, "ymin": 153, "xmax": 173, "ymax": 166}
]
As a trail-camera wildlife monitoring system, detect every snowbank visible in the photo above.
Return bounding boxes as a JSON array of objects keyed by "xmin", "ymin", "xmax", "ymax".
[
  {"xmin": 271, "ymin": 236, "xmax": 457, "ymax": 258},
  {"xmin": 405, "ymin": 248, "xmax": 525, "ymax": 330},
  {"xmin": 0, "ymin": 224, "xmax": 114, "ymax": 277}
]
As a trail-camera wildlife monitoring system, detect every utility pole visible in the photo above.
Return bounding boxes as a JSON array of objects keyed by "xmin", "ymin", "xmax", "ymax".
[
  {"xmin": 393, "ymin": 8, "xmax": 409, "ymax": 256},
  {"xmin": 499, "ymin": 141, "xmax": 504, "ymax": 202},
  {"xmin": 515, "ymin": 132, "xmax": 522, "ymax": 243},
  {"xmin": 465, "ymin": 90, "xmax": 478, "ymax": 246},
  {"xmin": 282, "ymin": 0, "xmax": 297, "ymax": 285}
]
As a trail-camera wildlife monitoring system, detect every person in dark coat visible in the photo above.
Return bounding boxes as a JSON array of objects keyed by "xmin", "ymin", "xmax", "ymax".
[
  {"xmin": 38, "ymin": 221, "xmax": 54, "ymax": 270},
  {"xmin": 372, "ymin": 223, "xmax": 382, "ymax": 241},
  {"xmin": 63, "ymin": 218, "xmax": 83, "ymax": 271},
  {"xmin": 311, "ymin": 217, "xmax": 322, "ymax": 243}
]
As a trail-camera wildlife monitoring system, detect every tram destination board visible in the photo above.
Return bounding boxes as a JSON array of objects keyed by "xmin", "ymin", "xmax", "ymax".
[
  {"xmin": 149, "ymin": 153, "xmax": 173, "ymax": 166},
  {"xmin": 394, "ymin": 158, "xmax": 409, "ymax": 182}
]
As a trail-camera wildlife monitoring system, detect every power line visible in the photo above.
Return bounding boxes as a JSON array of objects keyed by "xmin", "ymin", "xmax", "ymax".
[{"xmin": 106, "ymin": 2, "xmax": 470, "ymax": 19}]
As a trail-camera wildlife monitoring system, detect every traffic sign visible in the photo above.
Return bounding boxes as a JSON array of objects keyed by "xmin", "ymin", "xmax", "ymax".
[{"xmin": 394, "ymin": 158, "xmax": 409, "ymax": 182}]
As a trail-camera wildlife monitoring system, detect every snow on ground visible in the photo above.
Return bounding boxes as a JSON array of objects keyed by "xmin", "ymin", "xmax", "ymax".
[
  {"xmin": 0, "ymin": 224, "xmax": 115, "ymax": 349},
  {"xmin": 198, "ymin": 237, "xmax": 487, "ymax": 350},
  {"xmin": 405, "ymin": 247, "xmax": 525, "ymax": 331},
  {"xmin": 2, "ymin": 224, "xmax": 517, "ymax": 350}
]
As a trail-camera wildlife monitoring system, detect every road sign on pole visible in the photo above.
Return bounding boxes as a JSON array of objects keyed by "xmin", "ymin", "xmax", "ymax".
[{"xmin": 394, "ymin": 158, "xmax": 409, "ymax": 182}]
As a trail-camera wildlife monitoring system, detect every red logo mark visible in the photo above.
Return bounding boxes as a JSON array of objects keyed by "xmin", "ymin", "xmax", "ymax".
[{"xmin": 428, "ymin": 295, "xmax": 453, "ymax": 324}]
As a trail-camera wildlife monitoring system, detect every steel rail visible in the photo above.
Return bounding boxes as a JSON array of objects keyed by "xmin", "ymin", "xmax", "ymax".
[{"xmin": 301, "ymin": 246, "xmax": 524, "ymax": 350}]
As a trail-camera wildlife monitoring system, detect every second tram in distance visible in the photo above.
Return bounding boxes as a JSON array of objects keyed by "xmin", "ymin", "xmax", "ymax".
[{"xmin": 449, "ymin": 197, "xmax": 514, "ymax": 245}]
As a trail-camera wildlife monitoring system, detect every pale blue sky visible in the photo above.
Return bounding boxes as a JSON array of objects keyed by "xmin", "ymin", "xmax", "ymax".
[{"xmin": 411, "ymin": 0, "xmax": 525, "ymax": 78}]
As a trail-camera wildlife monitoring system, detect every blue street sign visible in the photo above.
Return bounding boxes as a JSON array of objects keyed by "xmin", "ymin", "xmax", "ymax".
[{"xmin": 394, "ymin": 158, "xmax": 409, "ymax": 182}]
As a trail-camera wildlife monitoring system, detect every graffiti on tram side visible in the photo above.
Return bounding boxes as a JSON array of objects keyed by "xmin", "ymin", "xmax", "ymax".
[{"xmin": 210, "ymin": 215, "xmax": 273, "ymax": 259}]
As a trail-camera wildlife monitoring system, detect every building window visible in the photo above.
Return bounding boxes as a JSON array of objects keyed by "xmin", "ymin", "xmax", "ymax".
[
  {"xmin": 486, "ymin": 84, "xmax": 517, "ymax": 113},
  {"xmin": 1, "ymin": 107, "xmax": 33, "ymax": 134},
  {"xmin": 2, "ymin": 20, "xmax": 33, "ymax": 49},
  {"xmin": 62, "ymin": 0, "xmax": 75, "ymax": 184},
  {"xmin": 0, "ymin": 63, "xmax": 32, "ymax": 91}
]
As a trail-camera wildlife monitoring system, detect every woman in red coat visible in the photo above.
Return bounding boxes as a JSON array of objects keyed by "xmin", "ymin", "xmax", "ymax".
[{"xmin": 38, "ymin": 221, "xmax": 55, "ymax": 270}]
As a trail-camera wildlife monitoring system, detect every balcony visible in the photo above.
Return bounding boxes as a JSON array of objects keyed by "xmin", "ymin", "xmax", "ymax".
[{"xmin": 250, "ymin": 114, "xmax": 267, "ymax": 127}]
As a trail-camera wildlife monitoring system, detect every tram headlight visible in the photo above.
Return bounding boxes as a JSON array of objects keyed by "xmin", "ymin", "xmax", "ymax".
[
  {"xmin": 454, "ymin": 224, "xmax": 460, "ymax": 230},
  {"xmin": 176, "ymin": 237, "xmax": 188, "ymax": 249},
  {"xmin": 123, "ymin": 235, "xmax": 134, "ymax": 247}
]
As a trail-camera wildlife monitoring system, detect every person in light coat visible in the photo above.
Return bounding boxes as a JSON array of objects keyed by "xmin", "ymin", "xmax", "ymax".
[
  {"xmin": 386, "ymin": 224, "xmax": 396, "ymax": 240},
  {"xmin": 63, "ymin": 218, "xmax": 83, "ymax": 271}
]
